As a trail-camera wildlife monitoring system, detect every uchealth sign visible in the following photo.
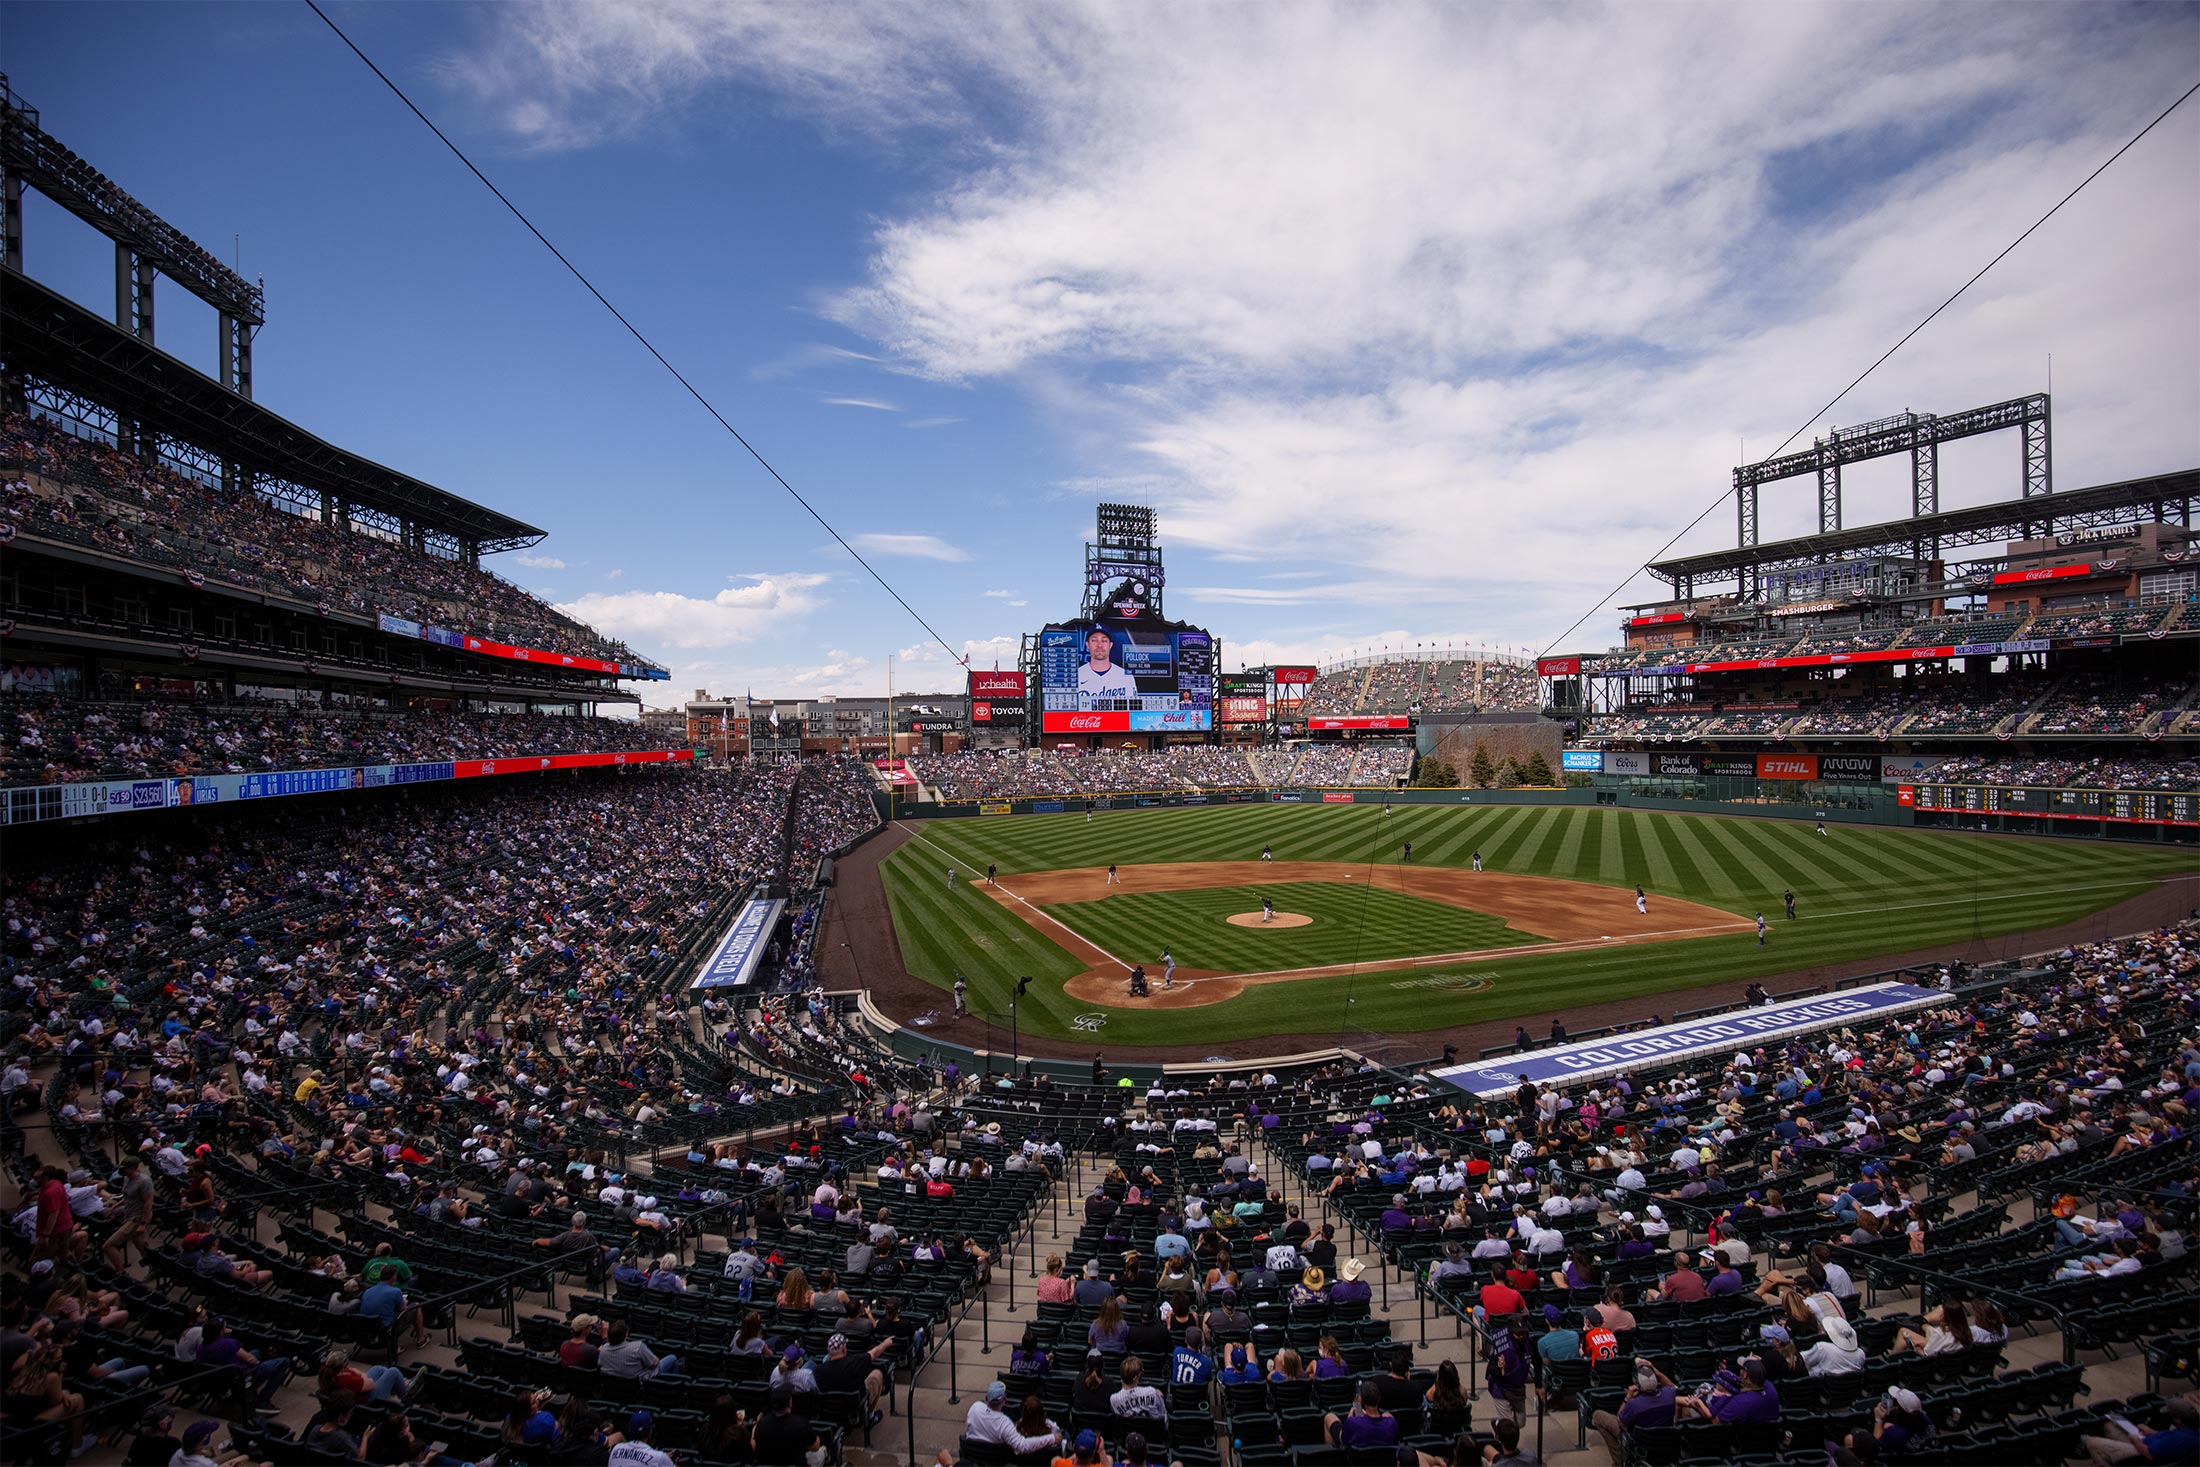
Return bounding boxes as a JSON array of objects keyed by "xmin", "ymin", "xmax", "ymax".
[
  {"xmin": 1432, "ymin": 982, "xmax": 1942, "ymax": 1095},
  {"xmin": 968, "ymin": 670, "xmax": 1027, "ymax": 697},
  {"xmin": 1756, "ymin": 754, "xmax": 1819, "ymax": 780}
]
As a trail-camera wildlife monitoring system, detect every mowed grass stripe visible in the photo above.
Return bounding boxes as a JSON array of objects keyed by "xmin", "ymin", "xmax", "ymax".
[
  {"xmin": 1508, "ymin": 803, "xmax": 1568, "ymax": 872},
  {"xmin": 1480, "ymin": 806, "xmax": 1547, "ymax": 868},
  {"xmin": 1595, "ymin": 808, "xmax": 1627, "ymax": 886},
  {"xmin": 1683, "ymin": 810, "xmax": 1778, "ymax": 898},
  {"xmin": 1636, "ymin": 809, "xmax": 1680, "ymax": 888},
  {"xmin": 1550, "ymin": 807, "xmax": 1591, "ymax": 876}
]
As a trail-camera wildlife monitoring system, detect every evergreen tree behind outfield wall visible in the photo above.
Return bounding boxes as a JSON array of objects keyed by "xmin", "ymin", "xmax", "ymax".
[{"xmin": 1469, "ymin": 745, "xmax": 1497, "ymax": 788}]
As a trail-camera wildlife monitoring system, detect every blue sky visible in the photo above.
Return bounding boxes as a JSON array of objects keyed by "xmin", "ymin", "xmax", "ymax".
[{"xmin": 6, "ymin": 2, "xmax": 2196, "ymax": 705}]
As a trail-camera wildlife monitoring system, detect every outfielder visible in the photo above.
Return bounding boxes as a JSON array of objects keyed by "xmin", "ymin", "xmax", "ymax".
[
  {"xmin": 1756, "ymin": 912, "xmax": 1768, "ymax": 946},
  {"xmin": 1261, "ymin": 844, "xmax": 1273, "ymax": 862},
  {"xmin": 1471, "ymin": 850, "xmax": 1483, "ymax": 872}
]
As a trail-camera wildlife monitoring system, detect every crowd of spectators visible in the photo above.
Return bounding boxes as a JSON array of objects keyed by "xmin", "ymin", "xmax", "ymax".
[
  {"xmin": 4, "ymin": 694, "xmax": 671, "ymax": 787},
  {"xmin": 912, "ymin": 745, "xmax": 1413, "ymax": 798},
  {"xmin": 1302, "ymin": 659, "xmax": 1540, "ymax": 716},
  {"xmin": 2028, "ymin": 603, "xmax": 2177, "ymax": 640},
  {"xmin": 3, "ymin": 412, "xmax": 651, "ymax": 668},
  {"xmin": 791, "ymin": 755, "xmax": 884, "ymax": 864},
  {"xmin": 2029, "ymin": 673, "xmax": 2187, "ymax": 736},
  {"xmin": 1926, "ymin": 753, "xmax": 2200, "ymax": 792}
]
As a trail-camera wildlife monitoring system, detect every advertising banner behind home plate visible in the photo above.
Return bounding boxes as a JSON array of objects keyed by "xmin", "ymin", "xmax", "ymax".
[{"xmin": 1428, "ymin": 981, "xmax": 1942, "ymax": 1097}]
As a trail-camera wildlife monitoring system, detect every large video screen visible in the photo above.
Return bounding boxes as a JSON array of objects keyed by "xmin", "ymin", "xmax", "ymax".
[{"xmin": 1040, "ymin": 623, "xmax": 1212, "ymax": 732}]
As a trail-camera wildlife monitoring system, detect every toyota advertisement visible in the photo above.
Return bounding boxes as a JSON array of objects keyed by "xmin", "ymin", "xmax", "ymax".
[{"xmin": 968, "ymin": 669, "xmax": 1027, "ymax": 724}]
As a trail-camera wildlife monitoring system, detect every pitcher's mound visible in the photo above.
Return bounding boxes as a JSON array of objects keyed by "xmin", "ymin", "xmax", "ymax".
[{"xmin": 1227, "ymin": 911, "xmax": 1313, "ymax": 929}]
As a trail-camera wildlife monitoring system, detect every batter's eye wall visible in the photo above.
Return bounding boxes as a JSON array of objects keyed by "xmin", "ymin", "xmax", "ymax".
[{"xmin": 1421, "ymin": 714, "xmax": 1566, "ymax": 784}]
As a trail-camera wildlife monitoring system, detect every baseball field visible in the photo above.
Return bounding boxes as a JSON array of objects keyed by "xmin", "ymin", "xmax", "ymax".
[{"xmin": 874, "ymin": 801, "xmax": 2191, "ymax": 1049}]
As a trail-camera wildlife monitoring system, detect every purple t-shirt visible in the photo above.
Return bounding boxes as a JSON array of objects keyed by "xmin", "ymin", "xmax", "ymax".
[
  {"xmin": 1336, "ymin": 1412, "xmax": 1399, "ymax": 1450},
  {"xmin": 1706, "ymin": 1269, "xmax": 1749, "ymax": 1296},
  {"xmin": 1619, "ymin": 1386, "xmax": 1676, "ymax": 1429},
  {"xmin": 1710, "ymin": 1384, "xmax": 1780, "ymax": 1423}
]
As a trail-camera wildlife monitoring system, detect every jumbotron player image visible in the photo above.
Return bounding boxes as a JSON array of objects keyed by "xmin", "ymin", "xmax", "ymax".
[{"xmin": 1077, "ymin": 626, "xmax": 1136, "ymax": 704}]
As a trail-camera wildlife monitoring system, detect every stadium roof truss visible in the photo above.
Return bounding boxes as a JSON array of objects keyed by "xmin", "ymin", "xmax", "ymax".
[
  {"xmin": 1720, "ymin": 394, "xmax": 2053, "ymax": 598},
  {"xmin": 3, "ymin": 77, "xmax": 543, "ymax": 557},
  {"xmin": 1655, "ymin": 468, "xmax": 2197, "ymax": 601},
  {"xmin": 3, "ymin": 267, "xmax": 546, "ymax": 555}
]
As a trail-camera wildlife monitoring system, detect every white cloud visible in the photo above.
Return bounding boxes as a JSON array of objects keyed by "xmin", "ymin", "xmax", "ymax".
[
  {"xmin": 556, "ymin": 571, "xmax": 828, "ymax": 650},
  {"xmin": 1007, "ymin": 599, "xmax": 1026, "ymax": 607},
  {"xmin": 512, "ymin": 553, "xmax": 567, "ymax": 569},
  {"xmin": 981, "ymin": 589, "xmax": 1015, "ymax": 598},
  {"xmin": 895, "ymin": 633, "xmax": 1023, "ymax": 670},
  {"xmin": 606, "ymin": 568, "xmax": 625, "ymax": 581},
  {"xmin": 902, "ymin": 416, "xmax": 961, "ymax": 429},
  {"xmin": 470, "ymin": 4, "xmax": 2199, "ymax": 652},
  {"xmin": 823, "ymin": 396, "xmax": 901, "ymax": 411},
  {"xmin": 849, "ymin": 532, "xmax": 970, "ymax": 562}
]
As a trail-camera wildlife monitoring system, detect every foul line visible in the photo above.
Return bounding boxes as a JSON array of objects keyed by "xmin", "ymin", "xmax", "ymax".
[{"xmin": 894, "ymin": 822, "xmax": 1137, "ymax": 974}]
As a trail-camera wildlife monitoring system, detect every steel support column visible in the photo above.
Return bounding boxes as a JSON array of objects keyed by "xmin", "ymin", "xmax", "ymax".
[
  {"xmin": 1735, "ymin": 469, "xmax": 1758, "ymax": 547},
  {"xmin": 1911, "ymin": 434, "xmax": 1939, "ymax": 569},
  {"xmin": 219, "ymin": 311, "xmax": 253, "ymax": 399},
  {"xmin": 1817, "ymin": 439, "xmax": 1842, "ymax": 534},
  {"xmin": 2023, "ymin": 409, "xmax": 2051, "ymax": 497},
  {"xmin": 0, "ymin": 169, "xmax": 21, "ymax": 272}
]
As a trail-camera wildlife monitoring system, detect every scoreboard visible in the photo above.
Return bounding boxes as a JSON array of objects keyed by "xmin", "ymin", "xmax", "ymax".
[{"xmin": 1905, "ymin": 784, "xmax": 2198, "ymax": 827}]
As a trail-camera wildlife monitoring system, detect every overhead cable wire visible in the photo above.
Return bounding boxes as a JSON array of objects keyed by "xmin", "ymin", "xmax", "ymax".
[
  {"xmin": 306, "ymin": 0, "xmax": 967, "ymax": 666},
  {"xmin": 1540, "ymin": 77, "xmax": 2200, "ymax": 657}
]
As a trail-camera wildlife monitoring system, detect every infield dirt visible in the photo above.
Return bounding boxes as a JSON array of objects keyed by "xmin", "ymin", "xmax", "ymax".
[{"xmin": 973, "ymin": 861, "xmax": 1749, "ymax": 1008}]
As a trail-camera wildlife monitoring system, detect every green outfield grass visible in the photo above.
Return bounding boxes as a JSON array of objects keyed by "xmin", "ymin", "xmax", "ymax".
[
  {"xmin": 877, "ymin": 803, "xmax": 2189, "ymax": 1048},
  {"xmin": 1047, "ymin": 880, "xmax": 1543, "ymax": 973}
]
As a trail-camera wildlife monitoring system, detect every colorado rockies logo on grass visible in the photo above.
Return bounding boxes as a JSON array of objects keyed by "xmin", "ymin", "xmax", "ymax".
[
  {"xmin": 1388, "ymin": 971, "xmax": 1497, "ymax": 993},
  {"xmin": 1071, "ymin": 1012, "xmax": 1109, "ymax": 1031}
]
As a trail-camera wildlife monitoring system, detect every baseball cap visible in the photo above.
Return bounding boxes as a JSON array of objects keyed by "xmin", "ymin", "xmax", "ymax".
[
  {"xmin": 1884, "ymin": 1386, "xmax": 1922, "ymax": 1414},
  {"xmin": 183, "ymin": 1421, "xmax": 221, "ymax": 1449},
  {"xmin": 1074, "ymin": 1429, "xmax": 1099, "ymax": 1453},
  {"xmin": 986, "ymin": 1381, "xmax": 1007, "ymax": 1404},
  {"xmin": 782, "ymin": 1344, "xmax": 806, "ymax": 1362},
  {"xmin": 1759, "ymin": 1323, "xmax": 1790, "ymax": 1344},
  {"xmin": 627, "ymin": 1410, "xmax": 654, "ymax": 1436}
]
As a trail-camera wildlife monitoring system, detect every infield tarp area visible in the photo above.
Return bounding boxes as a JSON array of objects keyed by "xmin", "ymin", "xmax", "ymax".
[{"xmin": 1430, "ymin": 980, "xmax": 1941, "ymax": 1096}]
